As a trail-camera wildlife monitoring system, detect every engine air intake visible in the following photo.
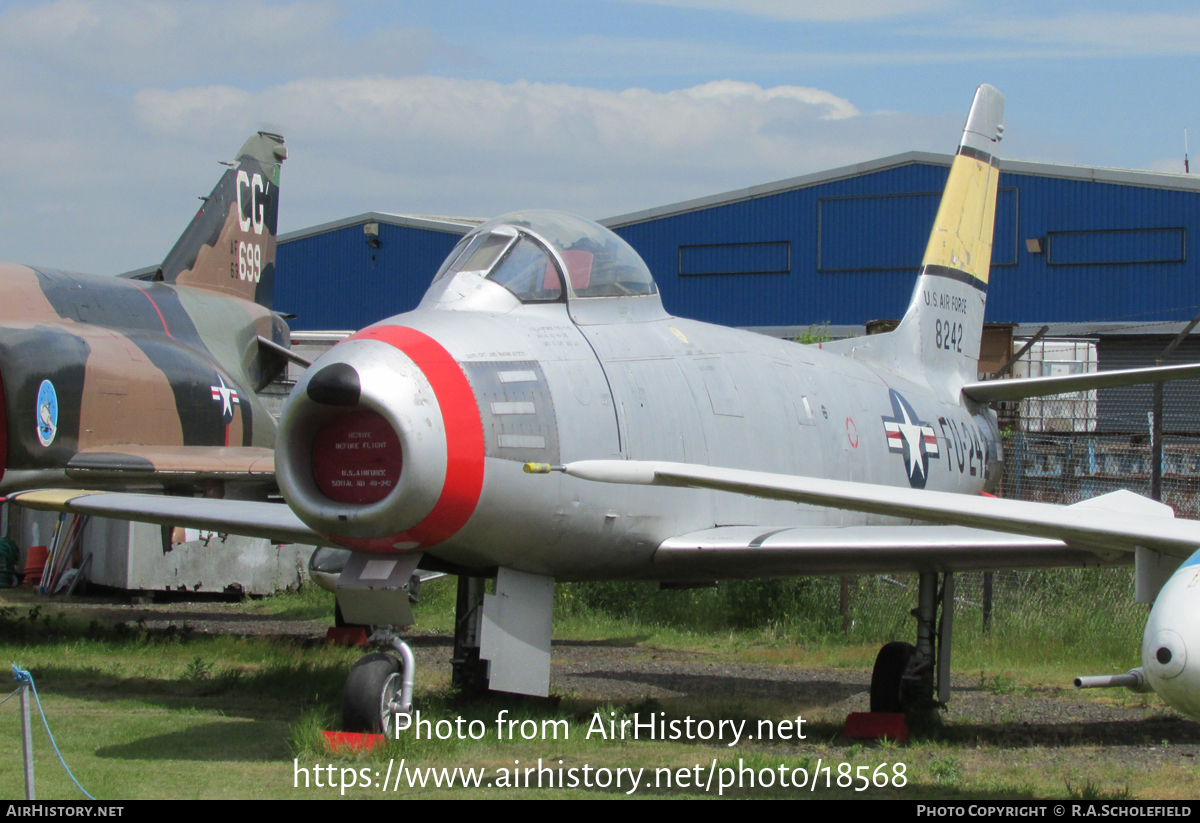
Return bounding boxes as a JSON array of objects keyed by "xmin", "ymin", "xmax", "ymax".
[{"xmin": 311, "ymin": 410, "xmax": 402, "ymax": 505}]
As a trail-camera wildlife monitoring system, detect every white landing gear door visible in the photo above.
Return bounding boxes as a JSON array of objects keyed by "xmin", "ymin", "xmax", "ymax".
[
  {"xmin": 336, "ymin": 552, "xmax": 424, "ymax": 627},
  {"xmin": 480, "ymin": 567, "xmax": 555, "ymax": 696}
]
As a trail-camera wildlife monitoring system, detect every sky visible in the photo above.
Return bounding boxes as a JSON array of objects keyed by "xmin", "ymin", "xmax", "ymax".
[{"xmin": 2, "ymin": 0, "xmax": 1199, "ymax": 274}]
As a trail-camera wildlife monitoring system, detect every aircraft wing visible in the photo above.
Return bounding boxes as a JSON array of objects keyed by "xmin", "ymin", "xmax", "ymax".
[
  {"xmin": 65, "ymin": 446, "xmax": 274, "ymax": 484},
  {"xmin": 653, "ymin": 525, "xmax": 1090, "ymax": 580},
  {"xmin": 6, "ymin": 488, "xmax": 324, "ymax": 546},
  {"xmin": 542, "ymin": 460, "xmax": 1200, "ymax": 560},
  {"xmin": 961, "ymin": 362, "xmax": 1200, "ymax": 403}
]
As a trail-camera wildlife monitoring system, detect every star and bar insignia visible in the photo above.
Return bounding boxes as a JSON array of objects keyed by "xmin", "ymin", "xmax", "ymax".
[
  {"xmin": 210, "ymin": 373, "xmax": 240, "ymax": 425},
  {"xmin": 882, "ymin": 389, "xmax": 940, "ymax": 489}
]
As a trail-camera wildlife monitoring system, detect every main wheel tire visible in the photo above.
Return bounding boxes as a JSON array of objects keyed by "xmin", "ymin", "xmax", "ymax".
[
  {"xmin": 869, "ymin": 641, "xmax": 915, "ymax": 713},
  {"xmin": 343, "ymin": 653, "xmax": 402, "ymax": 734}
]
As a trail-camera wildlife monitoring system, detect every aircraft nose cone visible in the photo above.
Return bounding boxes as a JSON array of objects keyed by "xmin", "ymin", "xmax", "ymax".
[
  {"xmin": 306, "ymin": 362, "xmax": 361, "ymax": 406},
  {"xmin": 1142, "ymin": 562, "xmax": 1200, "ymax": 720}
]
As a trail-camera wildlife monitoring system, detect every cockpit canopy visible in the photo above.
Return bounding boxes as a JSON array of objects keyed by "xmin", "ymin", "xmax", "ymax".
[{"xmin": 432, "ymin": 210, "xmax": 658, "ymax": 303}]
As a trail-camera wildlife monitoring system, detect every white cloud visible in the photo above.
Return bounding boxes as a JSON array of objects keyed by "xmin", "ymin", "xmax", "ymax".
[
  {"xmin": 0, "ymin": 0, "xmax": 438, "ymax": 85},
  {"xmin": 136, "ymin": 86, "xmax": 254, "ymax": 136},
  {"xmin": 0, "ymin": 70, "xmax": 957, "ymax": 273},
  {"xmin": 0, "ymin": 1, "xmax": 1002, "ymax": 274},
  {"xmin": 130, "ymin": 75, "xmax": 920, "ymax": 229},
  {"xmin": 476, "ymin": 31, "xmax": 1117, "ymax": 86},
  {"xmin": 133, "ymin": 76, "xmax": 864, "ymax": 153},
  {"xmin": 970, "ymin": 11, "xmax": 1200, "ymax": 56},
  {"xmin": 681, "ymin": 80, "xmax": 859, "ymax": 118},
  {"xmin": 624, "ymin": 0, "xmax": 953, "ymax": 22}
]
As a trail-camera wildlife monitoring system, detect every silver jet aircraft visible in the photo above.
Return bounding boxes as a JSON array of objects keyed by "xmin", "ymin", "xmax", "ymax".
[{"xmin": 16, "ymin": 85, "xmax": 1200, "ymax": 733}]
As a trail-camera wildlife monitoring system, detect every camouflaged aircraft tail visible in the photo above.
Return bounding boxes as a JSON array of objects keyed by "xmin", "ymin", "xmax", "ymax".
[{"xmin": 158, "ymin": 132, "xmax": 287, "ymax": 309}]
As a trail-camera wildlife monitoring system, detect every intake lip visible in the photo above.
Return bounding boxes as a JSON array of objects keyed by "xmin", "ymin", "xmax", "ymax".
[
  {"xmin": 306, "ymin": 362, "xmax": 361, "ymax": 406},
  {"xmin": 275, "ymin": 329, "xmax": 480, "ymax": 551}
]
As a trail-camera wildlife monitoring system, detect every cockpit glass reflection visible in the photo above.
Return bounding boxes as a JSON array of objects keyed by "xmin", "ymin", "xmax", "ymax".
[
  {"xmin": 487, "ymin": 238, "xmax": 562, "ymax": 302},
  {"xmin": 458, "ymin": 233, "xmax": 514, "ymax": 273},
  {"xmin": 431, "ymin": 211, "xmax": 659, "ymax": 301}
]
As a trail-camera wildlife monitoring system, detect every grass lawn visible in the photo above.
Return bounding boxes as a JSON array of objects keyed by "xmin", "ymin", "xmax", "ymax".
[{"xmin": 0, "ymin": 576, "xmax": 1189, "ymax": 800}]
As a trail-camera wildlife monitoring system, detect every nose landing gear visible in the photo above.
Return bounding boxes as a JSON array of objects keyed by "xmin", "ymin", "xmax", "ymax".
[{"xmin": 342, "ymin": 631, "xmax": 416, "ymax": 735}]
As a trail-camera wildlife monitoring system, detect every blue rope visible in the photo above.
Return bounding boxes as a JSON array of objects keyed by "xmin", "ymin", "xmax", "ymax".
[{"xmin": 11, "ymin": 665, "xmax": 95, "ymax": 800}]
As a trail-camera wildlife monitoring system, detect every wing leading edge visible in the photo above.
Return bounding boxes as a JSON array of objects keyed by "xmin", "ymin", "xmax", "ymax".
[
  {"xmin": 7, "ymin": 489, "xmax": 324, "ymax": 547},
  {"xmin": 961, "ymin": 362, "xmax": 1200, "ymax": 403},
  {"xmin": 536, "ymin": 460, "xmax": 1198, "ymax": 560},
  {"xmin": 65, "ymin": 446, "xmax": 275, "ymax": 483}
]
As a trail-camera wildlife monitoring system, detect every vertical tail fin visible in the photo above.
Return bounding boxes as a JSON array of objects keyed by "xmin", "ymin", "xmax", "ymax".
[
  {"xmin": 890, "ymin": 84, "xmax": 1004, "ymax": 397},
  {"xmin": 158, "ymin": 131, "xmax": 288, "ymax": 308},
  {"xmin": 834, "ymin": 85, "xmax": 1004, "ymax": 400}
]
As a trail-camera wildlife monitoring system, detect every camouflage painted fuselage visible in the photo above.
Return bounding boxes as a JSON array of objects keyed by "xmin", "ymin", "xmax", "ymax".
[
  {"xmin": 0, "ymin": 263, "xmax": 286, "ymax": 492},
  {"xmin": 0, "ymin": 131, "xmax": 290, "ymax": 493}
]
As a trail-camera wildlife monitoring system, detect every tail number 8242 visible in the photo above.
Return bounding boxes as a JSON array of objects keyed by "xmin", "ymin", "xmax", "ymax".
[{"xmin": 935, "ymin": 319, "xmax": 963, "ymax": 353}]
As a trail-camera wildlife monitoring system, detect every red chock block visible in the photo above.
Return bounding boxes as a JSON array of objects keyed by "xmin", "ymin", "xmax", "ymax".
[
  {"xmin": 323, "ymin": 730, "xmax": 385, "ymax": 754},
  {"xmin": 843, "ymin": 712, "xmax": 908, "ymax": 743},
  {"xmin": 325, "ymin": 626, "xmax": 369, "ymax": 646}
]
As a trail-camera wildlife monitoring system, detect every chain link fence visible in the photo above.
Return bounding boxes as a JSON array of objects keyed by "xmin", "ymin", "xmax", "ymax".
[
  {"xmin": 818, "ymin": 339, "xmax": 1172, "ymax": 649},
  {"xmin": 998, "ymin": 425, "xmax": 1200, "ymax": 516},
  {"xmin": 831, "ymin": 568, "xmax": 1143, "ymax": 662}
]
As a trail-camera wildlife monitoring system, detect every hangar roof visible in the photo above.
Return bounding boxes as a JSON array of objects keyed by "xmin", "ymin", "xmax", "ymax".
[
  {"xmin": 277, "ymin": 212, "xmax": 483, "ymax": 243},
  {"xmin": 123, "ymin": 154, "xmax": 1200, "ymax": 278},
  {"xmin": 601, "ymin": 151, "xmax": 1200, "ymax": 229},
  {"xmin": 1012, "ymin": 322, "xmax": 1200, "ymax": 338}
]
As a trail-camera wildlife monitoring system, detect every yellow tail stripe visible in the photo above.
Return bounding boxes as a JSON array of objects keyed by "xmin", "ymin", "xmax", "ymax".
[{"xmin": 920, "ymin": 154, "xmax": 1000, "ymax": 285}]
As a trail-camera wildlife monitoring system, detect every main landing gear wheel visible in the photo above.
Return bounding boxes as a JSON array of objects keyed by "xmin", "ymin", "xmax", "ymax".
[
  {"xmin": 343, "ymin": 653, "xmax": 402, "ymax": 734},
  {"xmin": 869, "ymin": 641, "xmax": 915, "ymax": 713}
]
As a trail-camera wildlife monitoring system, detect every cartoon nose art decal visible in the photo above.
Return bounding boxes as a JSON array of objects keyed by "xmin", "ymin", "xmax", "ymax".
[{"xmin": 36, "ymin": 379, "xmax": 58, "ymax": 447}]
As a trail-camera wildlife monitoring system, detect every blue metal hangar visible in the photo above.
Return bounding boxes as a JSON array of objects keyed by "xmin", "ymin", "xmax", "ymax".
[{"xmin": 274, "ymin": 151, "xmax": 1200, "ymax": 338}]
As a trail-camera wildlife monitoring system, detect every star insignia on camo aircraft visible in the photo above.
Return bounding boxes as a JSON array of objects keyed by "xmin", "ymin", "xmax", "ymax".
[
  {"xmin": 881, "ymin": 388, "xmax": 939, "ymax": 489},
  {"xmin": 210, "ymin": 373, "xmax": 240, "ymax": 425}
]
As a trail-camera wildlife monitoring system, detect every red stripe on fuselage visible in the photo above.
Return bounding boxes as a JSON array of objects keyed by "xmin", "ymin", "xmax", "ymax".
[
  {"xmin": 347, "ymin": 325, "xmax": 485, "ymax": 548},
  {"xmin": 135, "ymin": 286, "xmax": 175, "ymax": 340}
]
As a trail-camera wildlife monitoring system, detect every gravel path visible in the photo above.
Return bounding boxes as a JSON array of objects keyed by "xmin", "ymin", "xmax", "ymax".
[{"xmin": 11, "ymin": 591, "xmax": 1200, "ymax": 760}]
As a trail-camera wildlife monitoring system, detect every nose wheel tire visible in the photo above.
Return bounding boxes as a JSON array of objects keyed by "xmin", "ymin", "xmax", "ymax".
[
  {"xmin": 343, "ymin": 652, "xmax": 403, "ymax": 734},
  {"xmin": 870, "ymin": 641, "xmax": 916, "ymax": 713}
]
